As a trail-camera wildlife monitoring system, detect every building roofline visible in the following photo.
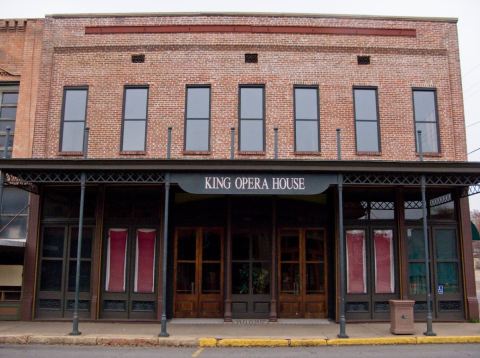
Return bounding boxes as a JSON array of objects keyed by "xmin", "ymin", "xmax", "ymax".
[{"xmin": 46, "ymin": 11, "xmax": 458, "ymax": 24}]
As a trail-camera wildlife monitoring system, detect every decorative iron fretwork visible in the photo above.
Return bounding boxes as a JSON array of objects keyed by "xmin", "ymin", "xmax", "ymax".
[
  {"xmin": 370, "ymin": 201, "xmax": 395, "ymax": 210},
  {"xmin": 4, "ymin": 173, "xmax": 38, "ymax": 193},
  {"xmin": 429, "ymin": 193, "xmax": 453, "ymax": 207},
  {"xmin": 463, "ymin": 184, "xmax": 480, "ymax": 198},
  {"xmin": 439, "ymin": 301, "xmax": 462, "ymax": 311},
  {"xmin": 86, "ymin": 171, "xmax": 165, "ymax": 183},
  {"xmin": 404, "ymin": 200, "xmax": 423, "ymax": 209},
  {"xmin": 4, "ymin": 170, "xmax": 165, "ymax": 185},
  {"xmin": 426, "ymin": 174, "xmax": 480, "ymax": 186},
  {"xmin": 343, "ymin": 173, "xmax": 421, "ymax": 185}
]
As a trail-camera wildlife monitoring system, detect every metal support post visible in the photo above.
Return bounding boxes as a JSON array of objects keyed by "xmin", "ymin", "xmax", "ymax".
[
  {"xmin": 70, "ymin": 127, "xmax": 89, "ymax": 336},
  {"xmin": 230, "ymin": 127, "xmax": 235, "ymax": 160},
  {"xmin": 336, "ymin": 129, "xmax": 348, "ymax": 338},
  {"xmin": 0, "ymin": 127, "xmax": 12, "ymax": 214},
  {"xmin": 159, "ymin": 173, "xmax": 170, "ymax": 337},
  {"xmin": 167, "ymin": 127, "xmax": 172, "ymax": 159},
  {"xmin": 418, "ymin": 130, "xmax": 436, "ymax": 336},
  {"xmin": 274, "ymin": 127, "xmax": 278, "ymax": 159}
]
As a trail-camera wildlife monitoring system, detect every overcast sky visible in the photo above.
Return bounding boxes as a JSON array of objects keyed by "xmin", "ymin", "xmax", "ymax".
[{"xmin": 4, "ymin": 0, "xmax": 480, "ymax": 210}]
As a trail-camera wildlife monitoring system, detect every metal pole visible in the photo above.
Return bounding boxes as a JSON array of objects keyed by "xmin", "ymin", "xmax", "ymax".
[
  {"xmin": 3, "ymin": 127, "xmax": 11, "ymax": 159},
  {"xmin": 336, "ymin": 128, "xmax": 341, "ymax": 160},
  {"xmin": 274, "ymin": 127, "xmax": 278, "ymax": 159},
  {"xmin": 230, "ymin": 127, "xmax": 235, "ymax": 160},
  {"xmin": 336, "ymin": 129, "xmax": 348, "ymax": 338},
  {"xmin": 167, "ymin": 127, "xmax": 172, "ymax": 159},
  {"xmin": 159, "ymin": 173, "xmax": 170, "ymax": 337},
  {"xmin": 70, "ymin": 127, "xmax": 89, "ymax": 336},
  {"xmin": 0, "ymin": 127, "xmax": 10, "ymax": 220},
  {"xmin": 417, "ymin": 130, "xmax": 436, "ymax": 336}
]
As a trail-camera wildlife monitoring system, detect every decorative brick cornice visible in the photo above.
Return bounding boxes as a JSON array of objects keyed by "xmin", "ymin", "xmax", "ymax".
[{"xmin": 85, "ymin": 24, "xmax": 416, "ymax": 37}]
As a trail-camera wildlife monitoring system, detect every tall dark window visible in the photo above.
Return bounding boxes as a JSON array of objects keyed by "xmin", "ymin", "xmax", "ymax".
[
  {"xmin": 122, "ymin": 87, "xmax": 148, "ymax": 151},
  {"xmin": 353, "ymin": 88, "xmax": 380, "ymax": 152},
  {"xmin": 413, "ymin": 89, "xmax": 439, "ymax": 153},
  {"xmin": 239, "ymin": 86, "xmax": 264, "ymax": 152},
  {"xmin": 294, "ymin": 86, "xmax": 319, "ymax": 152},
  {"xmin": 60, "ymin": 88, "xmax": 88, "ymax": 152},
  {"xmin": 185, "ymin": 86, "xmax": 210, "ymax": 151},
  {"xmin": 0, "ymin": 84, "xmax": 18, "ymax": 154}
]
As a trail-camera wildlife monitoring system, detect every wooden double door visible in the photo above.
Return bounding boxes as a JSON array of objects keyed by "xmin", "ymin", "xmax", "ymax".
[
  {"xmin": 278, "ymin": 228, "xmax": 327, "ymax": 318},
  {"xmin": 174, "ymin": 227, "xmax": 224, "ymax": 317}
]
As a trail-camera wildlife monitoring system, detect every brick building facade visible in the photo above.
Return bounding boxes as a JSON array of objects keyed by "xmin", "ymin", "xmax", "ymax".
[{"xmin": 0, "ymin": 13, "xmax": 479, "ymax": 325}]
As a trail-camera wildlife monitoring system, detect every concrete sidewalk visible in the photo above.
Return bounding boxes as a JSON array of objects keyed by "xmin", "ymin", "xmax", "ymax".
[{"xmin": 0, "ymin": 320, "xmax": 479, "ymax": 347}]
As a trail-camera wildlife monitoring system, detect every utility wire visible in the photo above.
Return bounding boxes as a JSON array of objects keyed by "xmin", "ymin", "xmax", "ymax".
[
  {"xmin": 467, "ymin": 120, "xmax": 480, "ymax": 128},
  {"xmin": 468, "ymin": 146, "xmax": 480, "ymax": 155}
]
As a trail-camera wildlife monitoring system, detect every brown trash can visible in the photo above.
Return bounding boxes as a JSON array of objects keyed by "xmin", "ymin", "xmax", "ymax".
[{"xmin": 389, "ymin": 300, "xmax": 415, "ymax": 334}]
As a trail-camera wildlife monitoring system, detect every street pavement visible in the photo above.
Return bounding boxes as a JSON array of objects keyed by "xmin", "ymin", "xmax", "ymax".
[{"xmin": 1, "ymin": 344, "xmax": 480, "ymax": 357}]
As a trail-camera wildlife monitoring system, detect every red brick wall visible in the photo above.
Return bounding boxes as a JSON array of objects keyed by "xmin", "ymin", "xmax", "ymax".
[
  {"xmin": 31, "ymin": 14, "xmax": 467, "ymax": 161},
  {"xmin": 0, "ymin": 19, "xmax": 44, "ymax": 158}
]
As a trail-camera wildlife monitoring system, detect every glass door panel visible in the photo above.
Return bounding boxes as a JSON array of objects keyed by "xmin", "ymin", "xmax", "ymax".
[
  {"xmin": 278, "ymin": 229, "xmax": 327, "ymax": 318},
  {"xmin": 176, "ymin": 263, "xmax": 196, "ymax": 294},
  {"xmin": 306, "ymin": 263, "xmax": 323, "ymax": 294},
  {"xmin": 373, "ymin": 230, "xmax": 394, "ymax": 294},
  {"xmin": 202, "ymin": 263, "xmax": 221, "ymax": 293},
  {"xmin": 37, "ymin": 226, "xmax": 94, "ymax": 319},
  {"xmin": 346, "ymin": 230, "xmax": 366, "ymax": 294},
  {"xmin": 280, "ymin": 263, "xmax": 300, "ymax": 294},
  {"xmin": 174, "ymin": 227, "xmax": 223, "ymax": 318},
  {"xmin": 231, "ymin": 230, "xmax": 271, "ymax": 318}
]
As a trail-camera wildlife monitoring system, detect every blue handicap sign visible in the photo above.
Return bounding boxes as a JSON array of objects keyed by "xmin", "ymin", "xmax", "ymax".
[{"xmin": 437, "ymin": 285, "xmax": 444, "ymax": 295}]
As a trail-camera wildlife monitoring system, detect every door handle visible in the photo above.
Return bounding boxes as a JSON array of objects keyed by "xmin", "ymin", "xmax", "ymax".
[{"xmin": 191, "ymin": 282, "xmax": 195, "ymax": 294}]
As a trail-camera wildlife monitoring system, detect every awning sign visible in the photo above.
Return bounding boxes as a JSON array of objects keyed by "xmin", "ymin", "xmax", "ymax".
[{"xmin": 171, "ymin": 173, "xmax": 337, "ymax": 195}]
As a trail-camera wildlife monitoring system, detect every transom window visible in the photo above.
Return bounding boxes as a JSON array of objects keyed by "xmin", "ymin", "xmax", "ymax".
[
  {"xmin": 60, "ymin": 88, "xmax": 88, "ymax": 152},
  {"xmin": 353, "ymin": 88, "xmax": 380, "ymax": 152},
  {"xmin": 239, "ymin": 86, "xmax": 264, "ymax": 152},
  {"xmin": 185, "ymin": 86, "xmax": 210, "ymax": 151},
  {"xmin": 122, "ymin": 87, "xmax": 148, "ymax": 151},
  {"xmin": 413, "ymin": 89, "xmax": 439, "ymax": 153},
  {"xmin": 294, "ymin": 86, "xmax": 319, "ymax": 152}
]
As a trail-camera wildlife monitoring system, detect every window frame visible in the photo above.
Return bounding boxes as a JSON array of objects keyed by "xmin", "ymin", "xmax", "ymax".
[
  {"xmin": 412, "ymin": 87, "xmax": 441, "ymax": 154},
  {"xmin": 352, "ymin": 86, "xmax": 381, "ymax": 153},
  {"xmin": 238, "ymin": 84, "xmax": 265, "ymax": 152},
  {"xmin": 59, "ymin": 86, "xmax": 89, "ymax": 153},
  {"xmin": 293, "ymin": 85, "xmax": 320, "ymax": 152},
  {"xmin": 0, "ymin": 83, "xmax": 19, "ymax": 154},
  {"xmin": 184, "ymin": 84, "xmax": 211, "ymax": 152},
  {"xmin": 120, "ymin": 85, "xmax": 149, "ymax": 152}
]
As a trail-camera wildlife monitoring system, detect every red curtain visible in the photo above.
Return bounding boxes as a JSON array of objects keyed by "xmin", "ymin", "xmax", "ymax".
[
  {"xmin": 106, "ymin": 229, "xmax": 127, "ymax": 292},
  {"xmin": 346, "ymin": 230, "xmax": 366, "ymax": 294},
  {"xmin": 135, "ymin": 229, "xmax": 156, "ymax": 293},
  {"xmin": 374, "ymin": 230, "xmax": 394, "ymax": 293}
]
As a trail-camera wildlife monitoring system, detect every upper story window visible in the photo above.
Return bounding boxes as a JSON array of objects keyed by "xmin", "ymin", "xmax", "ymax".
[
  {"xmin": 0, "ymin": 85, "xmax": 19, "ymax": 155},
  {"xmin": 239, "ymin": 85, "xmax": 264, "ymax": 152},
  {"xmin": 185, "ymin": 86, "xmax": 210, "ymax": 151},
  {"xmin": 294, "ymin": 86, "xmax": 319, "ymax": 152},
  {"xmin": 60, "ymin": 88, "xmax": 88, "ymax": 152},
  {"xmin": 353, "ymin": 87, "xmax": 380, "ymax": 152},
  {"xmin": 122, "ymin": 87, "xmax": 148, "ymax": 151},
  {"xmin": 413, "ymin": 89, "xmax": 439, "ymax": 153}
]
